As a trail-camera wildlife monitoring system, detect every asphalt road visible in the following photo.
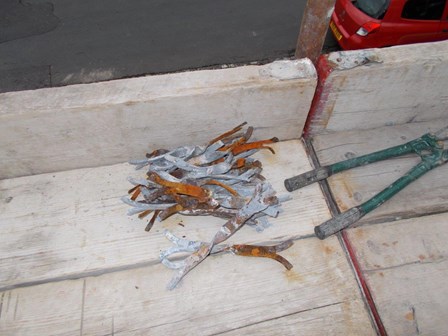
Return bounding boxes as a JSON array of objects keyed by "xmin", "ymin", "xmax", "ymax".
[{"xmin": 0, "ymin": 0, "xmax": 311, "ymax": 93}]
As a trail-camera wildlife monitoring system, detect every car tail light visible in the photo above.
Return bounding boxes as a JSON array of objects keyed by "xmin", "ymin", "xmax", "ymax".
[{"xmin": 356, "ymin": 22, "xmax": 381, "ymax": 36}]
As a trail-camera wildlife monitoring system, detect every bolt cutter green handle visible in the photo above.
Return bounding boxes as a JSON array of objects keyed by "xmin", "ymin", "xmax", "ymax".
[
  {"xmin": 285, "ymin": 131, "xmax": 448, "ymax": 239},
  {"xmin": 315, "ymin": 156, "xmax": 446, "ymax": 239},
  {"xmin": 284, "ymin": 133, "xmax": 441, "ymax": 191}
]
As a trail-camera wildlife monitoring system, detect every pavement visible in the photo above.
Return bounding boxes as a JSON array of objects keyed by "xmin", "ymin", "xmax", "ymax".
[{"xmin": 0, "ymin": 0, "xmax": 308, "ymax": 93}]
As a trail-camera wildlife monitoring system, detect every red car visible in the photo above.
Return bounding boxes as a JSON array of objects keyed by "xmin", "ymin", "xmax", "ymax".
[{"xmin": 330, "ymin": 0, "xmax": 448, "ymax": 49}]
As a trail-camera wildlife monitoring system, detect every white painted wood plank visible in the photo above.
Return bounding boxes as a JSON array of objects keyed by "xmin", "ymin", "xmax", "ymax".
[
  {"xmin": 0, "ymin": 280, "xmax": 84, "ymax": 336},
  {"xmin": 219, "ymin": 299, "xmax": 371, "ymax": 335},
  {"xmin": 0, "ymin": 60, "xmax": 317, "ymax": 179},
  {"xmin": 307, "ymin": 40, "xmax": 448, "ymax": 134},
  {"xmin": 312, "ymin": 119, "xmax": 448, "ymax": 224},
  {"xmin": 0, "ymin": 140, "xmax": 331, "ymax": 289},
  {"xmin": 346, "ymin": 213, "xmax": 448, "ymax": 336},
  {"xmin": 0, "ymin": 237, "xmax": 375, "ymax": 335}
]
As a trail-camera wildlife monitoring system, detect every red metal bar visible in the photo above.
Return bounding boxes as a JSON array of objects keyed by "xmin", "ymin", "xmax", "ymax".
[
  {"xmin": 296, "ymin": 0, "xmax": 336, "ymax": 63},
  {"xmin": 342, "ymin": 230, "xmax": 388, "ymax": 336},
  {"xmin": 302, "ymin": 54, "xmax": 334, "ymax": 138}
]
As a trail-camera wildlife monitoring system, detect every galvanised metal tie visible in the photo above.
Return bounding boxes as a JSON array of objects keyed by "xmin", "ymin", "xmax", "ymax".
[
  {"xmin": 160, "ymin": 230, "xmax": 293, "ymax": 271},
  {"xmin": 123, "ymin": 123, "xmax": 294, "ymax": 289},
  {"xmin": 285, "ymin": 127, "xmax": 448, "ymax": 239}
]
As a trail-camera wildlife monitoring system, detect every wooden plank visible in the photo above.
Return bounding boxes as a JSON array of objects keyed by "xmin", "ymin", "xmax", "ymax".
[
  {"xmin": 0, "ymin": 236, "xmax": 376, "ymax": 335},
  {"xmin": 0, "ymin": 280, "xmax": 84, "ymax": 336},
  {"xmin": 306, "ymin": 40, "xmax": 448, "ymax": 135},
  {"xmin": 219, "ymin": 299, "xmax": 371, "ymax": 336},
  {"xmin": 346, "ymin": 213, "xmax": 448, "ymax": 336},
  {"xmin": 0, "ymin": 59, "xmax": 317, "ymax": 179},
  {"xmin": 0, "ymin": 140, "xmax": 331, "ymax": 289},
  {"xmin": 312, "ymin": 119, "xmax": 448, "ymax": 224}
]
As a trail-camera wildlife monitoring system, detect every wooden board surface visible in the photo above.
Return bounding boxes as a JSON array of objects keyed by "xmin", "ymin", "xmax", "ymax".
[
  {"xmin": 0, "ymin": 139, "xmax": 377, "ymax": 335},
  {"xmin": 307, "ymin": 40, "xmax": 448, "ymax": 135},
  {"xmin": 0, "ymin": 140, "xmax": 331, "ymax": 290},
  {"xmin": 0, "ymin": 60, "xmax": 317, "ymax": 179},
  {"xmin": 346, "ymin": 212, "xmax": 448, "ymax": 336},
  {"xmin": 312, "ymin": 118, "xmax": 448, "ymax": 224},
  {"xmin": 0, "ymin": 236, "xmax": 375, "ymax": 336}
]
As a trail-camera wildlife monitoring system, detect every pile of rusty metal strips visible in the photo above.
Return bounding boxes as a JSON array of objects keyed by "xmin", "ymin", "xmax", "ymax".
[{"xmin": 122, "ymin": 122, "xmax": 293, "ymax": 289}]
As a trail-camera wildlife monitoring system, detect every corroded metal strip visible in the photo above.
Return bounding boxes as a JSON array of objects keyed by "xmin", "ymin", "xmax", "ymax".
[{"xmin": 123, "ymin": 123, "xmax": 293, "ymax": 288}]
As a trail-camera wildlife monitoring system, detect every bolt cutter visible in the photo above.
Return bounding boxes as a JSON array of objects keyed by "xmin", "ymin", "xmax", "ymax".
[{"xmin": 285, "ymin": 127, "xmax": 448, "ymax": 239}]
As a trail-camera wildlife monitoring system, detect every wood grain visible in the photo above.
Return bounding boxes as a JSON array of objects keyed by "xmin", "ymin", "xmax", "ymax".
[
  {"xmin": 312, "ymin": 118, "xmax": 448, "ymax": 224},
  {"xmin": 307, "ymin": 40, "xmax": 448, "ymax": 135},
  {"xmin": 0, "ymin": 140, "xmax": 331, "ymax": 290},
  {"xmin": 0, "ymin": 60, "xmax": 317, "ymax": 179},
  {"xmin": 346, "ymin": 213, "xmax": 448, "ymax": 336},
  {"xmin": 0, "ymin": 280, "xmax": 84, "ymax": 336},
  {"xmin": 0, "ymin": 236, "xmax": 375, "ymax": 336}
]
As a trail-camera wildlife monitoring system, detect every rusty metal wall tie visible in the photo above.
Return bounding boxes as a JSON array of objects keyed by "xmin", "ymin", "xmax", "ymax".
[
  {"xmin": 123, "ymin": 123, "xmax": 292, "ymax": 289},
  {"xmin": 160, "ymin": 230, "xmax": 294, "ymax": 287},
  {"xmin": 121, "ymin": 197, "xmax": 176, "ymax": 216},
  {"xmin": 163, "ymin": 182, "xmax": 277, "ymax": 289},
  {"xmin": 230, "ymin": 240, "xmax": 293, "ymax": 270}
]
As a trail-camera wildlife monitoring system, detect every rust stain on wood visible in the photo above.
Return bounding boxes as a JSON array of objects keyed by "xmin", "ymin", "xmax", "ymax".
[
  {"xmin": 405, "ymin": 311, "xmax": 414, "ymax": 320},
  {"xmin": 335, "ymin": 174, "xmax": 353, "ymax": 212},
  {"xmin": 335, "ymin": 199, "xmax": 349, "ymax": 212},
  {"xmin": 353, "ymin": 229, "xmax": 365, "ymax": 240},
  {"xmin": 324, "ymin": 244, "xmax": 335, "ymax": 255},
  {"xmin": 331, "ymin": 171, "xmax": 361, "ymax": 212},
  {"xmin": 284, "ymin": 269, "xmax": 303, "ymax": 283},
  {"xmin": 341, "ymin": 177, "xmax": 354, "ymax": 199}
]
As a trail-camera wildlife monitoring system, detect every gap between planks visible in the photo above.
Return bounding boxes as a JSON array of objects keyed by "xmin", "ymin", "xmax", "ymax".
[
  {"xmin": 312, "ymin": 118, "xmax": 448, "ymax": 225},
  {"xmin": 346, "ymin": 213, "xmax": 448, "ymax": 336},
  {"xmin": 0, "ymin": 235, "xmax": 375, "ymax": 336},
  {"xmin": 303, "ymin": 136, "xmax": 387, "ymax": 336},
  {"xmin": 0, "ymin": 139, "xmax": 377, "ymax": 335},
  {"xmin": 309, "ymin": 118, "xmax": 448, "ymax": 336},
  {"xmin": 0, "ymin": 140, "xmax": 331, "ymax": 290}
]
